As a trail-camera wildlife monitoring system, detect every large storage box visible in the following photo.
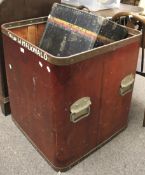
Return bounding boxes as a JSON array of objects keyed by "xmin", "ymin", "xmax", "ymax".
[
  {"xmin": 0, "ymin": 0, "xmax": 60, "ymax": 115},
  {"xmin": 1, "ymin": 17, "xmax": 141, "ymax": 171}
]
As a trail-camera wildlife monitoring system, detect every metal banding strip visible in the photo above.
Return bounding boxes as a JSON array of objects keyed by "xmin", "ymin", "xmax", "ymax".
[
  {"xmin": 2, "ymin": 17, "xmax": 48, "ymax": 29},
  {"xmin": 1, "ymin": 17, "xmax": 141, "ymax": 66}
]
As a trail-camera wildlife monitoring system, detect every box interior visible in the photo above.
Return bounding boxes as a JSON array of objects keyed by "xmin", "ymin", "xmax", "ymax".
[
  {"xmin": 10, "ymin": 22, "xmax": 135, "ymax": 49},
  {"xmin": 11, "ymin": 23, "xmax": 46, "ymax": 46}
]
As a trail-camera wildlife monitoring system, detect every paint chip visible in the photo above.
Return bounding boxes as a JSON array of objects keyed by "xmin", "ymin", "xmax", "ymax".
[
  {"xmin": 47, "ymin": 66, "xmax": 51, "ymax": 73},
  {"xmin": 9, "ymin": 64, "xmax": 12, "ymax": 70},
  {"xmin": 20, "ymin": 47, "xmax": 25, "ymax": 53},
  {"xmin": 39, "ymin": 61, "xmax": 43, "ymax": 68},
  {"xmin": 32, "ymin": 77, "xmax": 36, "ymax": 86},
  {"xmin": 13, "ymin": 37, "xmax": 17, "ymax": 41}
]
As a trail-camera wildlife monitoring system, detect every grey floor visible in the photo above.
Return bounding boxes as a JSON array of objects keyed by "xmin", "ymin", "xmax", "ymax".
[{"xmin": 0, "ymin": 74, "xmax": 145, "ymax": 175}]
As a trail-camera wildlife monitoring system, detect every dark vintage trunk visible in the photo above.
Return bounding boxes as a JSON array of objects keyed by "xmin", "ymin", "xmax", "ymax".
[
  {"xmin": 0, "ymin": 0, "xmax": 60, "ymax": 115},
  {"xmin": 1, "ymin": 17, "xmax": 141, "ymax": 171}
]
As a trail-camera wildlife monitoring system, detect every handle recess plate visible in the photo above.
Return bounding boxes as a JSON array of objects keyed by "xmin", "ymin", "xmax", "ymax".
[
  {"xmin": 70, "ymin": 97, "xmax": 91, "ymax": 123},
  {"xmin": 120, "ymin": 74, "xmax": 135, "ymax": 96}
]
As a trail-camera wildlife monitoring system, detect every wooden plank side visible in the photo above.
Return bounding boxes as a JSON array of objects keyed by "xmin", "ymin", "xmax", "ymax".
[
  {"xmin": 27, "ymin": 25, "xmax": 37, "ymax": 45},
  {"xmin": 37, "ymin": 24, "xmax": 45, "ymax": 46},
  {"xmin": 11, "ymin": 27, "xmax": 28, "ymax": 41}
]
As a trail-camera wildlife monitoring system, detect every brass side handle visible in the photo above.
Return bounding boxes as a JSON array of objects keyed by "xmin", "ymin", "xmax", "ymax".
[
  {"xmin": 70, "ymin": 97, "xmax": 91, "ymax": 123},
  {"xmin": 120, "ymin": 74, "xmax": 135, "ymax": 96}
]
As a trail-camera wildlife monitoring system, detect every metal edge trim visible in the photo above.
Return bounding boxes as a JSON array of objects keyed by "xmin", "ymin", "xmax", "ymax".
[
  {"xmin": 1, "ymin": 16, "xmax": 48, "ymax": 29},
  {"xmin": 1, "ymin": 17, "xmax": 141, "ymax": 66},
  {"xmin": 12, "ymin": 116, "xmax": 127, "ymax": 172}
]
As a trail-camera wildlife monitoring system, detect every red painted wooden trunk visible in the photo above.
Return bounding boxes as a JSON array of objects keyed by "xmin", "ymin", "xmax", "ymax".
[
  {"xmin": 1, "ymin": 17, "xmax": 141, "ymax": 171},
  {"xmin": 0, "ymin": 0, "xmax": 60, "ymax": 115}
]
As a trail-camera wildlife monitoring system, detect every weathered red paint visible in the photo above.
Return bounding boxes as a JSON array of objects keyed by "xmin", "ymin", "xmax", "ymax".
[
  {"xmin": 0, "ymin": 0, "xmax": 60, "ymax": 115},
  {"xmin": 2, "ymin": 20, "xmax": 141, "ymax": 171}
]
